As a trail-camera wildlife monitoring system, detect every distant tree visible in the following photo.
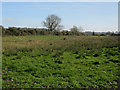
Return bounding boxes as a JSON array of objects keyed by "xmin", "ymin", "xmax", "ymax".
[
  {"xmin": 92, "ymin": 31, "xmax": 95, "ymax": 36},
  {"xmin": 70, "ymin": 25, "xmax": 83, "ymax": 35},
  {"xmin": 70, "ymin": 26, "xmax": 78, "ymax": 32},
  {"xmin": 43, "ymin": 14, "xmax": 63, "ymax": 31},
  {"xmin": 70, "ymin": 26, "xmax": 83, "ymax": 32},
  {"xmin": 78, "ymin": 26, "xmax": 84, "ymax": 32}
]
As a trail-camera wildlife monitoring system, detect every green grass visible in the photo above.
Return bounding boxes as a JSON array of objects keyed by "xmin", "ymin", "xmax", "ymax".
[{"xmin": 2, "ymin": 35, "xmax": 120, "ymax": 88}]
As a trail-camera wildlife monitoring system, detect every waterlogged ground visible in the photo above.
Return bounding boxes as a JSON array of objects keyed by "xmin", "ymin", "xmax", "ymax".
[{"xmin": 2, "ymin": 36, "xmax": 120, "ymax": 88}]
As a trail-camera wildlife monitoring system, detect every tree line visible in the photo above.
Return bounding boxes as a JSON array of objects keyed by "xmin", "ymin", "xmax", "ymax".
[
  {"xmin": 0, "ymin": 14, "xmax": 120, "ymax": 36},
  {"xmin": 1, "ymin": 26, "xmax": 85, "ymax": 36}
]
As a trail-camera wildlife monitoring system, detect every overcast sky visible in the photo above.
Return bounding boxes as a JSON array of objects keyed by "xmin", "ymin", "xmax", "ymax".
[{"xmin": 2, "ymin": 2, "xmax": 118, "ymax": 32}]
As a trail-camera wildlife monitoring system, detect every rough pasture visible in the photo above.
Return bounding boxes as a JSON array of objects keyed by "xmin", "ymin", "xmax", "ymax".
[{"xmin": 2, "ymin": 36, "xmax": 120, "ymax": 88}]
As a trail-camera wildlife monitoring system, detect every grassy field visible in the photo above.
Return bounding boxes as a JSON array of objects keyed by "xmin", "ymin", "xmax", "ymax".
[{"xmin": 2, "ymin": 35, "xmax": 120, "ymax": 88}]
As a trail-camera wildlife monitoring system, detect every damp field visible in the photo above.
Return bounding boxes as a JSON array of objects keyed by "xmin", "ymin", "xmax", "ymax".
[{"xmin": 2, "ymin": 35, "xmax": 120, "ymax": 88}]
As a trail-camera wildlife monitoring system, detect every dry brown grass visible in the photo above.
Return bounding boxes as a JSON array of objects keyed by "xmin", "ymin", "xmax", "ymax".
[{"xmin": 2, "ymin": 35, "xmax": 119, "ymax": 52}]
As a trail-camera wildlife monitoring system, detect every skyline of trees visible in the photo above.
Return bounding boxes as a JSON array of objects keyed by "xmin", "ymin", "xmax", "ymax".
[{"xmin": 0, "ymin": 14, "xmax": 119, "ymax": 36}]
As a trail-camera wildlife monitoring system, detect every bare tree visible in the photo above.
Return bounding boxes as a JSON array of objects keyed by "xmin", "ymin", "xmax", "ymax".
[
  {"xmin": 70, "ymin": 25, "xmax": 84, "ymax": 32},
  {"xmin": 70, "ymin": 25, "xmax": 78, "ymax": 32},
  {"xmin": 70, "ymin": 25, "xmax": 84, "ymax": 35},
  {"xmin": 78, "ymin": 26, "xmax": 84, "ymax": 32},
  {"xmin": 43, "ymin": 14, "xmax": 63, "ymax": 31}
]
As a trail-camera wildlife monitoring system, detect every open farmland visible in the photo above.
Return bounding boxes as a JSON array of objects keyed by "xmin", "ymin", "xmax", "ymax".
[{"xmin": 2, "ymin": 35, "xmax": 120, "ymax": 88}]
